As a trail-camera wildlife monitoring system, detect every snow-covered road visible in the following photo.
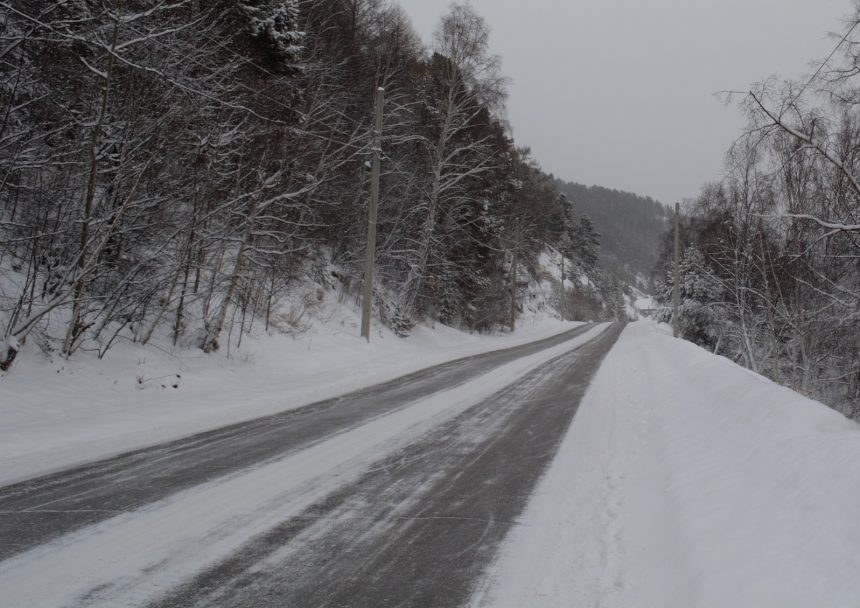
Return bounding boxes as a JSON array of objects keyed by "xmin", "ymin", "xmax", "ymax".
[
  {"xmin": 0, "ymin": 323, "xmax": 598, "ymax": 560},
  {"xmin": 0, "ymin": 318, "xmax": 588, "ymax": 486},
  {"xmin": 0, "ymin": 323, "xmax": 620, "ymax": 607}
]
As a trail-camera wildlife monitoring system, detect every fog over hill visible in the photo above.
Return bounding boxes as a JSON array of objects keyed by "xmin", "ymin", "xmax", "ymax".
[{"xmin": 552, "ymin": 179, "xmax": 672, "ymax": 288}]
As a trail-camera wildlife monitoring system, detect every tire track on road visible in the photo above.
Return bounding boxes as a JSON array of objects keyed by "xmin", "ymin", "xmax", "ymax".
[
  {"xmin": 147, "ymin": 323, "xmax": 624, "ymax": 608},
  {"xmin": 0, "ymin": 325, "xmax": 593, "ymax": 561}
]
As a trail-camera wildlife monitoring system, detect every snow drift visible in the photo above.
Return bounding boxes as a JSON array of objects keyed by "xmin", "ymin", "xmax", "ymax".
[{"xmin": 476, "ymin": 320, "xmax": 860, "ymax": 608}]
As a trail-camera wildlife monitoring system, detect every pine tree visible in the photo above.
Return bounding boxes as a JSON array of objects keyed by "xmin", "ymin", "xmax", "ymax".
[
  {"xmin": 239, "ymin": 0, "xmax": 305, "ymax": 63},
  {"xmin": 574, "ymin": 214, "xmax": 600, "ymax": 271},
  {"xmin": 658, "ymin": 246, "xmax": 722, "ymax": 348}
]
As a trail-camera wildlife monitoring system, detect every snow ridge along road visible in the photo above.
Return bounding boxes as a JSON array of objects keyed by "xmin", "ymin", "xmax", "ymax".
[{"xmin": 0, "ymin": 323, "xmax": 620, "ymax": 607}]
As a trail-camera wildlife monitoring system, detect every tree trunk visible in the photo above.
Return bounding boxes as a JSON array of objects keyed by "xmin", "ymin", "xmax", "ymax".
[
  {"xmin": 63, "ymin": 16, "xmax": 121, "ymax": 355},
  {"xmin": 202, "ymin": 196, "xmax": 260, "ymax": 353}
]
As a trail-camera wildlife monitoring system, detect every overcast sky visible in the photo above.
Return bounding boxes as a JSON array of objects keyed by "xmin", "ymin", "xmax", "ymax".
[{"xmin": 396, "ymin": 0, "xmax": 853, "ymax": 204}]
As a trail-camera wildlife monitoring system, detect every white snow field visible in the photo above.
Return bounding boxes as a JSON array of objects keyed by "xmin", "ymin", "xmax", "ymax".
[
  {"xmin": 474, "ymin": 321, "xmax": 860, "ymax": 608},
  {"xmin": 0, "ymin": 314, "xmax": 584, "ymax": 485}
]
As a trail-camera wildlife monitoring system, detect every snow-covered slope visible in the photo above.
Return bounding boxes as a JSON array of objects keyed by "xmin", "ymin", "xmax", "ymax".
[{"xmin": 475, "ymin": 321, "xmax": 860, "ymax": 608}]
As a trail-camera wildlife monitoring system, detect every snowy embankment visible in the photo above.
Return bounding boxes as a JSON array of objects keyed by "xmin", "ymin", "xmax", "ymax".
[
  {"xmin": 0, "ymin": 317, "xmax": 582, "ymax": 486},
  {"xmin": 476, "ymin": 321, "xmax": 860, "ymax": 608}
]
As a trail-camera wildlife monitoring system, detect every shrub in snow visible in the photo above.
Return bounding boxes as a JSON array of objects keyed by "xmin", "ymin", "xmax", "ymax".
[{"xmin": 0, "ymin": 336, "xmax": 20, "ymax": 371}]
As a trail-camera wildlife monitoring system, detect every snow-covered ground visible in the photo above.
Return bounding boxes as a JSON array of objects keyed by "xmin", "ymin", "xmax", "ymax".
[
  {"xmin": 7, "ymin": 312, "xmax": 858, "ymax": 607},
  {"xmin": 475, "ymin": 321, "xmax": 860, "ymax": 608},
  {"xmin": 0, "ymin": 309, "xmax": 582, "ymax": 485}
]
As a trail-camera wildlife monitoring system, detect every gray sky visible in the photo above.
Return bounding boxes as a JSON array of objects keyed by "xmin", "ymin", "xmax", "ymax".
[{"xmin": 396, "ymin": 0, "xmax": 853, "ymax": 204}]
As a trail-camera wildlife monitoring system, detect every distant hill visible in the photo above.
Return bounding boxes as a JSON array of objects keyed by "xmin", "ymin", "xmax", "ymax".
[{"xmin": 552, "ymin": 179, "xmax": 671, "ymax": 287}]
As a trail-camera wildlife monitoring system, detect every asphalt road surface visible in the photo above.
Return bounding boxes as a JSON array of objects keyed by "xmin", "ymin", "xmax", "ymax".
[
  {"xmin": 0, "ymin": 323, "xmax": 595, "ymax": 560},
  {"xmin": 0, "ymin": 322, "xmax": 623, "ymax": 607}
]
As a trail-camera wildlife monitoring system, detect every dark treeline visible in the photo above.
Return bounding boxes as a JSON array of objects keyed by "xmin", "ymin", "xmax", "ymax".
[
  {"xmin": 0, "ymin": 0, "xmax": 621, "ymax": 369},
  {"xmin": 553, "ymin": 179, "xmax": 671, "ymax": 288},
  {"xmin": 656, "ymin": 6, "xmax": 860, "ymax": 418}
]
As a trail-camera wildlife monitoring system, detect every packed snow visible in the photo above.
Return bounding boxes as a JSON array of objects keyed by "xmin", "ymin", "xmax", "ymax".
[{"xmin": 474, "ymin": 320, "xmax": 860, "ymax": 608}]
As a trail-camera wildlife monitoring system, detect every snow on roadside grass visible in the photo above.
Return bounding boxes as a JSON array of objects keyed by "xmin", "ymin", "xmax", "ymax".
[
  {"xmin": 0, "ymin": 313, "xmax": 583, "ymax": 486},
  {"xmin": 475, "ymin": 320, "xmax": 860, "ymax": 608},
  {"xmin": 0, "ymin": 324, "xmax": 611, "ymax": 608}
]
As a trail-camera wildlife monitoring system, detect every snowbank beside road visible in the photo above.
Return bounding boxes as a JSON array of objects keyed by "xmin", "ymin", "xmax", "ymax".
[
  {"xmin": 0, "ymin": 317, "xmax": 583, "ymax": 485},
  {"xmin": 476, "ymin": 321, "xmax": 860, "ymax": 608}
]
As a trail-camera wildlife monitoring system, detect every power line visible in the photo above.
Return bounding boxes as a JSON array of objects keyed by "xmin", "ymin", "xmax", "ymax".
[{"xmin": 791, "ymin": 18, "xmax": 860, "ymax": 106}]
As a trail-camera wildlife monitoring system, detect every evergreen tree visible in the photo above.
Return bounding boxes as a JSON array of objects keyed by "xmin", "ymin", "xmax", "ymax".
[
  {"xmin": 240, "ymin": 0, "xmax": 305, "ymax": 63},
  {"xmin": 574, "ymin": 214, "xmax": 600, "ymax": 271},
  {"xmin": 658, "ymin": 246, "xmax": 722, "ymax": 349}
]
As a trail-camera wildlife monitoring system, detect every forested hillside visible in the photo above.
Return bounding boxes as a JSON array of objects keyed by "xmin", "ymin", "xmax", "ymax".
[
  {"xmin": 553, "ymin": 180, "xmax": 671, "ymax": 287},
  {"xmin": 655, "ymin": 11, "xmax": 860, "ymax": 418},
  {"xmin": 0, "ymin": 0, "xmax": 631, "ymax": 370}
]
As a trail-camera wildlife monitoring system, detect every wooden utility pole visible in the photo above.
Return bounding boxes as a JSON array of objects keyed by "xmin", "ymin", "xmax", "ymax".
[
  {"xmin": 673, "ymin": 202, "xmax": 680, "ymax": 338},
  {"xmin": 361, "ymin": 87, "xmax": 384, "ymax": 342},
  {"xmin": 509, "ymin": 217, "xmax": 520, "ymax": 332},
  {"xmin": 559, "ymin": 249, "xmax": 565, "ymax": 322}
]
